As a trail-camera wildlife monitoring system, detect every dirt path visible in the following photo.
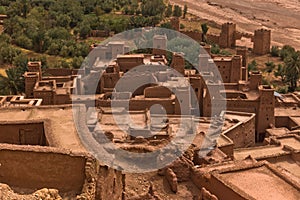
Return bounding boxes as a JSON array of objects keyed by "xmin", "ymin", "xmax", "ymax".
[{"xmin": 170, "ymin": 0, "xmax": 300, "ymax": 49}]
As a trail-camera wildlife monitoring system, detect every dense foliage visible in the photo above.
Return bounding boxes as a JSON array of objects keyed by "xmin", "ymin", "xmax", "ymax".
[{"xmin": 0, "ymin": 0, "xmax": 183, "ymax": 94}]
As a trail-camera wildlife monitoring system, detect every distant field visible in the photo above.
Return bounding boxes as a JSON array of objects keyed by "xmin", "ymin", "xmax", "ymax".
[{"xmin": 171, "ymin": 0, "xmax": 300, "ymax": 49}]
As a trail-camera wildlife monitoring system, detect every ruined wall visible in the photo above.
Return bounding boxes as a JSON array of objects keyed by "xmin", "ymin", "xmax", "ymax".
[
  {"xmin": 0, "ymin": 145, "xmax": 87, "ymax": 193},
  {"xmin": 0, "ymin": 122, "xmax": 45, "ymax": 146},
  {"xmin": 199, "ymin": 187, "xmax": 218, "ymax": 200},
  {"xmin": 96, "ymin": 166, "xmax": 125, "ymax": 200}
]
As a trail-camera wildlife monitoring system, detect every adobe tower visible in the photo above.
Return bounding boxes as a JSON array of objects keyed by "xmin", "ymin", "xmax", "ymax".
[{"xmin": 253, "ymin": 29, "xmax": 271, "ymax": 55}]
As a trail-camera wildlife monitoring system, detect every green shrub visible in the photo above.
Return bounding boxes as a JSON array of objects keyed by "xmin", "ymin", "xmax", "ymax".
[
  {"xmin": 276, "ymin": 86, "xmax": 288, "ymax": 94},
  {"xmin": 270, "ymin": 46, "xmax": 280, "ymax": 57}
]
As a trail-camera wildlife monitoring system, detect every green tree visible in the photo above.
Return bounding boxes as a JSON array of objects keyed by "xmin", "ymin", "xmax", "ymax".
[
  {"xmin": 270, "ymin": 46, "xmax": 280, "ymax": 57},
  {"xmin": 141, "ymin": 0, "xmax": 166, "ymax": 17},
  {"xmin": 0, "ymin": 45, "xmax": 21, "ymax": 64},
  {"xmin": 72, "ymin": 56, "xmax": 84, "ymax": 69},
  {"xmin": 56, "ymin": 14, "xmax": 71, "ymax": 28},
  {"xmin": 7, "ymin": 0, "xmax": 30, "ymax": 18},
  {"xmin": 165, "ymin": 4, "xmax": 172, "ymax": 17},
  {"xmin": 0, "ymin": 67, "xmax": 24, "ymax": 95},
  {"xmin": 183, "ymin": 5, "xmax": 188, "ymax": 19},
  {"xmin": 78, "ymin": 24, "xmax": 92, "ymax": 39},
  {"xmin": 201, "ymin": 23, "xmax": 209, "ymax": 43},
  {"xmin": 211, "ymin": 44, "xmax": 220, "ymax": 54},
  {"xmin": 248, "ymin": 60, "xmax": 258, "ymax": 76},
  {"xmin": 15, "ymin": 35, "xmax": 33, "ymax": 49},
  {"xmin": 280, "ymin": 45, "xmax": 295, "ymax": 60},
  {"xmin": 285, "ymin": 51, "xmax": 300, "ymax": 91},
  {"xmin": 173, "ymin": 5, "xmax": 182, "ymax": 17},
  {"xmin": 265, "ymin": 61, "xmax": 275, "ymax": 74},
  {"xmin": 274, "ymin": 64, "xmax": 286, "ymax": 82}
]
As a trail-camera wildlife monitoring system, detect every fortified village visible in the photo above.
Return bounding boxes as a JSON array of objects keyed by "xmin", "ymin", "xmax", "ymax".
[{"xmin": 0, "ymin": 15, "xmax": 299, "ymax": 200}]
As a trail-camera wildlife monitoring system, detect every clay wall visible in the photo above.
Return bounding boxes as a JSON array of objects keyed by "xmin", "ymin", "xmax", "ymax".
[
  {"xmin": 28, "ymin": 62, "xmax": 42, "ymax": 78},
  {"xmin": 191, "ymin": 170, "xmax": 246, "ymax": 200},
  {"xmin": 97, "ymin": 99, "xmax": 175, "ymax": 114},
  {"xmin": 219, "ymin": 23, "xmax": 236, "ymax": 48},
  {"xmin": 218, "ymin": 141, "xmax": 234, "ymax": 159},
  {"xmin": 54, "ymin": 94, "xmax": 71, "ymax": 105},
  {"xmin": 207, "ymin": 34, "xmax": 220, "ymax": 44},
  {"xmin": 42, "ymin": 76, "xmax": 73, "ymax": 83},
  {"xmin": 170, "ymin": 17, "xmax": 180, "ymax": 31},
  {"xmin": 236, "ymin": 47, "xmax": 248, "ymax": 68},
  {"xmin": 231, "ymin": 56, "xmax": 242, "ymax": 83},
  {"xmin": 102, "ymin": 73, "xmax": 120, "ymax": 90},
  {"xmin": 117, "ymin": 57, "xmax": 144, "ymax": 72},
  {"xmin": 171, "ymin": 53, "xmax": 185, "ymax": 75},
  {"xmin": 0, "ymin": 121, "xmax": 46, "ymax": 146},
  {"xmin": 249, "ymin": 72, "xmax": 262, "ymax": 90},
  {"xmin": 130, "ymin": 99, "xmax": 174, "ymax": 114},
  {"xmin": 89, "ymin": 30, "xmax": 110, "ymax": 38},
  {"xmin": 144, "ymin": 86, "xmax": 172, "ymax": 98},
  {"xmin": 0, "ymin": 145, "xmax": 88, "ymax": 193},
  {"xmin": 241, "ymin": 67, "xmax": 248, "ymax": 81},
  {"xmin": 24, "ymin": 72, "xmax": 39, "ymax": 98},
  {"xmin": 291, "ymin": 151, "xmax": 300, "ymax": 162},
  {"xmin": 214, "ymin": 60, "xmax": 232, "ymax": 82},
  {"xmin": 44, "ymin": 68, "xmax": 84, "ymax": 77},
  {"xmin": 275, "ymin": 116, "xmax": 298, "ymax": 130},
  {"xmin": 257, "ymin": 86, "xmax": 275, "ymax": 136},
  {"xmin": 181, "ymin": 31, "xmax": 202, "ymax": 42},
  {"xmin": 253, "ymin": 29, "xmax": 271, "ymax": 55},
  {"xmin": 225, "ymin": 99, "xmax": 258, "ymax": 114},
  {"xmin": 34, "ymin": 90, "xmax": 55, "ymax": 105},
  {"xmin": 223, "ymin": 113, "xmax": 256, "ymax": 148},
  {"xmin": 153, "ymin": 35, "xmax": 167, "ymax": 56}
]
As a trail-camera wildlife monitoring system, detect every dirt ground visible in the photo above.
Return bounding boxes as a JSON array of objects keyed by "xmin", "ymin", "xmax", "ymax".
[
  {"xmin": 125, "ymin": 172, "xmax": 200, "ymax": 199},
  {"xmin": 170, "ymin": 0, "xmax": 300, "ymax": 49}
]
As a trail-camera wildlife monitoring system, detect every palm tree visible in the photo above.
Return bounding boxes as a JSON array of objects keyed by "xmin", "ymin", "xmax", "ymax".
[
  {"xmin": 201, "ymin": 23, "xmax": 209, "ymax": 43},
  {"xmin": 274, "ymin": 64, "xmax": 286, "ymax": 82},
  {"xmin": 0, "ymin": 67, "xmax": 25, "ymax": 95},
  {"xmin": 285, "ymin": 51, "xmax": 300, "ymax": 91}
]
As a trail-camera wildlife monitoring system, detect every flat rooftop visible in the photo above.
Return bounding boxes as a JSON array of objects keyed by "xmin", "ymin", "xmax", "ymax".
[
  {"xmin": 267, "ymin": 154, "xmax": 300, "ymax": 179},
  {"xmin": 275, "ymin": 107, "xmax": 300, "ymax": 116},
  {"xmin": 217, "ymin": 164, "xmax": 300, "ymax": 200},
  {"xmin": 234, "ymin": 145, "xmax": 289, "ymax": 160},
  {"xmin": 277, "ymin": 135, "xmax": 300, "ymax": 150},
  {"xmin": 0, "ymin": 105, "xmax": 85, "ymax": 151}
]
